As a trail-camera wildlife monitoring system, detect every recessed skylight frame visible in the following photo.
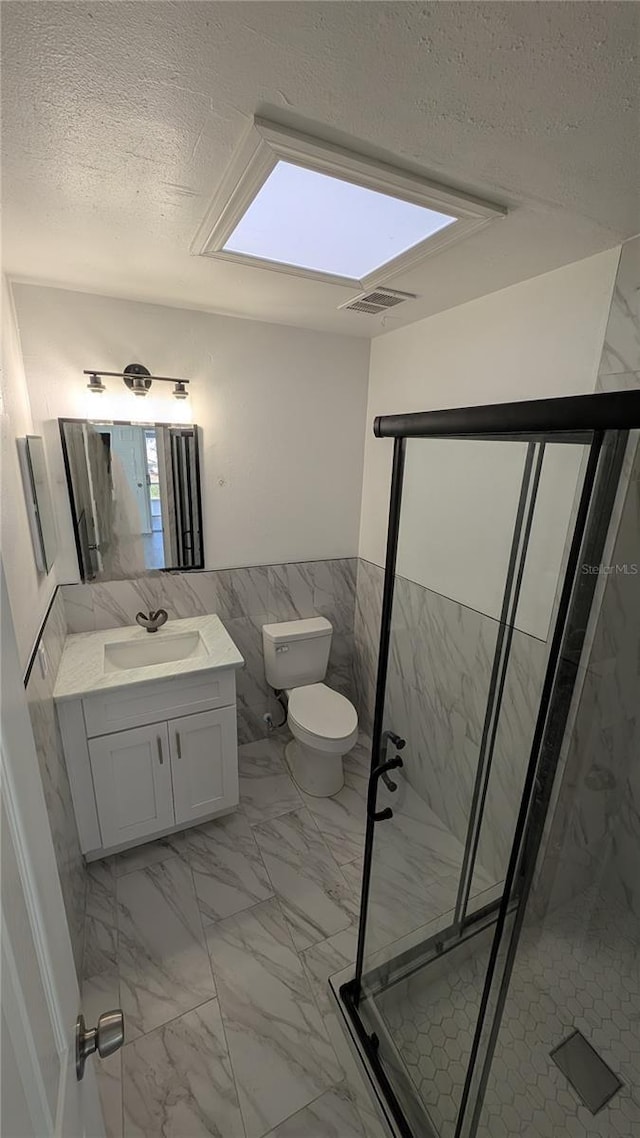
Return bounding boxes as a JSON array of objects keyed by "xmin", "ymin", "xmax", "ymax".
[{"xmin": 192, "ymin": 117, "xmax": 506, "ymax": 289}]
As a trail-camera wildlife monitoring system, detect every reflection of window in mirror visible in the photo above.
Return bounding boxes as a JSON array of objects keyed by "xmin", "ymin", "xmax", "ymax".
[
  {"xmin": 59, "ymin": 419, "xmax": 204, "ymax": 582},
  {"xmin": 144, "ymin": 429, "xmax": 164, "ymax": 568}
]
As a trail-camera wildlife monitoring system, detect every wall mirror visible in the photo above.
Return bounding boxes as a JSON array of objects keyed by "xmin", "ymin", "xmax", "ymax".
[
  {"xmin": 59, "ymin": 419, "xmax": 204, "ymax": 581},
  {"xmin": 17, "ymin": 434, "xmax": 58, "ymax": 574}
]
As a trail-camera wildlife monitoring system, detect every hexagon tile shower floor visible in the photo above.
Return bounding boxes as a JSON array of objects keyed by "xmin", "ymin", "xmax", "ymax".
[{"xmin": 378, "ymin": 887, "xmax": 639, "ymax": 1138}]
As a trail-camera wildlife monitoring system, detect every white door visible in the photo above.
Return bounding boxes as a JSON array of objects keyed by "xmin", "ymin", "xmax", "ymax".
[
  {"xmin": 170, "ymin": 707, "xmax": 239, "ymax": 825},
  {"xmin": 1, "ymin": 568, "xmax": 105, "ymax": 1137},
  {"xmin": 89, "ymin": 721, "xmax": 174, "ymax": 848},
  {"xmin": 108, "ymin": 426, "xmax": 152, "ymax": 534}
]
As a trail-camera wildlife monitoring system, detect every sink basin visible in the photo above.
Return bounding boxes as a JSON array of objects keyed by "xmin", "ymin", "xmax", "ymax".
[{"xmin": 104, "ymin": 631, "xmax": 207, "ymax": 672}]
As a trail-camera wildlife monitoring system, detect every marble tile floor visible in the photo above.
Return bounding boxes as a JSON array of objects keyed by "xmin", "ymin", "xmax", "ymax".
[
  {"xmin": 376, "ymin": 888, "xmax": 640, "ymax": 1138},
  {"xmin": 81, "ymin": 731, "xmax": 490, "ymax": 1137}
]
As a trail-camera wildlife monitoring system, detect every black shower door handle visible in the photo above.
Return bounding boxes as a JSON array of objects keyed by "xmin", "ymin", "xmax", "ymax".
[{"xmin": 367, "ymin": 755, "xmax": 404, "ymax": 822}]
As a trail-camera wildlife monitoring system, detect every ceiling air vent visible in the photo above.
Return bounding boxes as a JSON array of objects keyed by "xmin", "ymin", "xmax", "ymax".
[{"xmin": 339, "ymin": 287, "xmax": 417, "ymax": 315}]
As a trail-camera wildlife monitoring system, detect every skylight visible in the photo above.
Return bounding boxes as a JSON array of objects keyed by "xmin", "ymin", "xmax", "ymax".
[
  {"xmin": 222, "ymin": 161, "xmax": 456, "ymax": 280},
  {"xmin": 193, "ymin": 118, "xmax": 506, "ymax": 288}
]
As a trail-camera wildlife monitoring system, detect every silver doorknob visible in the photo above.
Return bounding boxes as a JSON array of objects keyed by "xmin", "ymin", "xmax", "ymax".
[{"xmin": 76, "ymin": 1010, "xmax": 124, "ymax": 1080}]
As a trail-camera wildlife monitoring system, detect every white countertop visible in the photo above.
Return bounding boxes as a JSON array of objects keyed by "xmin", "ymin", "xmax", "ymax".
[{"xmin": 54, "ymin": 615, "xmax": 244, "ymax": 702}]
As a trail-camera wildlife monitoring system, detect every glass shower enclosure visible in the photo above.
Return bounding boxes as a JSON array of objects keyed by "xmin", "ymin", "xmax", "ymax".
[{"xmin": 338, "ymin": 390, "xmax": 640, "ymax": 1138}]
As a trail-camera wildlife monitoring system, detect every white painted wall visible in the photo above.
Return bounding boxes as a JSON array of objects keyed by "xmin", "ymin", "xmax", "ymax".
[
  {"xmin": 395, "ymin": 438, "xmax": 586, "ymax": 639},
  {"xmin": 360, "ymin": 248, "xmax": 619, "ymax": 635},
  {"xmin": 1, "ymin": 276, "xmax": 59, "ymax": 669},
  {"xmin": 12, "ymin": 285, "xmax": 370, "ymax": 583},
  {"xmin": 5, "ymin": 247, "xmax": 620, "ymax": 644}
]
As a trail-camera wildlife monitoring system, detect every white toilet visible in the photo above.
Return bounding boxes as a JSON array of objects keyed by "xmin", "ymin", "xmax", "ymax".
[{"xmin": 262, "ymin": 616, "xmax": 358, "ymax": 796}]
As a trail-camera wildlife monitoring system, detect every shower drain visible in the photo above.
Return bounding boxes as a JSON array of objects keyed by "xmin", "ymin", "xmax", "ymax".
[{"xmin": 550, "ymin": 1029, "xmax": 623, "ymax": 1114}]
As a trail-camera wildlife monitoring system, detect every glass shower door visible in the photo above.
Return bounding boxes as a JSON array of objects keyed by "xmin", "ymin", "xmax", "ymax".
[{"xmin": 350, "ymin": 430, "xmax": 597, "ymax": 1137}]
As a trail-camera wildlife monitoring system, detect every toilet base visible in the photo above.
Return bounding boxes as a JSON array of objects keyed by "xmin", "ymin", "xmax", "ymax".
[{"xmin": 285, "ymin": 739, "xmax": 345, "ymax": 797}]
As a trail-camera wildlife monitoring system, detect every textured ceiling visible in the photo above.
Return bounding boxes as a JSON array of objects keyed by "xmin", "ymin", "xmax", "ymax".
[{"xmin": 2, "ymin": 1, "xmax": 639, "ymax": 336}]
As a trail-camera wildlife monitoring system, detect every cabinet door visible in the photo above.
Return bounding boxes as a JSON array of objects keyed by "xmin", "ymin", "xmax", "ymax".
[
  {"xmin": 89, "ymin": 722, "xmax": 175, "ymax": 848},
  {"xmin": 170, "ymin": 707, "xmax": 239, "ymax": 826}
]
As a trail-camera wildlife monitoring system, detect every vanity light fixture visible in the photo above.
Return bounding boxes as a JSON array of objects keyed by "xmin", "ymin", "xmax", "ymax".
[
  {"xmin": 86, "ymin": 373, "xmax": 106, "ymax": 393},
  {"xmin": 130, "ymin": 377, "xmax": 150, "ymax": 397},
  {"xmin": 123, "ymin": 363, "xmax": 152, "ymax": 397},
  {"xmin": 82, "ymin": 364, "xmax": 191, "ymax": 399}
]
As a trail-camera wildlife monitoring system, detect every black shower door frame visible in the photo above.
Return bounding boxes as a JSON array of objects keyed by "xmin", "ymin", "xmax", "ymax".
[{"xmin": 339, "ymin": 388, "xmax": 640, "ymax": 1138}]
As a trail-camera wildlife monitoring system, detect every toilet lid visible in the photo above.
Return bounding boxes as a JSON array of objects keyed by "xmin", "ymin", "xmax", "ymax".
[{"xmin": 288, "ymin": 683, "xmax": 358, "ymax": 741}]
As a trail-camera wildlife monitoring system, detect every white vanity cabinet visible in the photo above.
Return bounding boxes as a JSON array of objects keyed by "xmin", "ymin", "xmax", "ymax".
[
  {"xmin": 58, "ymin": 674, "xmax": 239, "ymax": 857},
  {"xmin": 51, "ymin": 619, "xmax": 241, "ymax": 855}
]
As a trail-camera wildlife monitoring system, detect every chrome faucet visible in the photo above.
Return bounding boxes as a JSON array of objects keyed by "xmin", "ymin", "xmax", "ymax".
[{"xmin": 135, "ymin": 609, "xmax": 168, "ymax": 634}]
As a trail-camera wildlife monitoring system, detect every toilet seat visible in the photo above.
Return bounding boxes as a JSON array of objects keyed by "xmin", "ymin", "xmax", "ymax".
[{"xmin": 287, "ymin": 683, "xmax": 358, "ymax": 754}]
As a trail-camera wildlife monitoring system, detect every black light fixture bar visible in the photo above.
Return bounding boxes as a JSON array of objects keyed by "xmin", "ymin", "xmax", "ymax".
[{"xmin": 83, "ymin": 370, "xmax": 190, "ymax": 386}]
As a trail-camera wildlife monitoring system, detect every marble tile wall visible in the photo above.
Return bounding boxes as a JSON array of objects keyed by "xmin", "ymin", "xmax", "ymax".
[
  {"xmin": 534, "ymin": 439, "xmax": 640, "ymax": 918},
  {"xmin": 600, "ymin": 454, "xmax": 640, "ymax": 917},
  {"xmin": 592, "ymin": 238, "xmax": 640, "ymax": 915},
  {"xmin": 61, "ymin": 558, "xmax": 357, "ymax": 743},
  {"xmin": 352, "ymin": 557, "xmax": 384, "ymax": 737},
  {"xmin": 24, "ymin": 589, "xmax": 86, "ymax": 973},
  {"xmin": 532, "ymin": 235, "xmax": 640, "ymax": 919},
  {"xmin": 352, "ymin": 558, "xmax": 547, "ymax": 883},
  {"xmin": 598, "ymin": 236, "xmax": 640, "ymax": 383}
]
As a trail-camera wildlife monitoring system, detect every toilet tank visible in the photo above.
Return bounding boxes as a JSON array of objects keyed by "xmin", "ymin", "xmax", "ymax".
[{"xmin": 262, "ymin": 617, "xmax": 332, "ymax": 689}]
